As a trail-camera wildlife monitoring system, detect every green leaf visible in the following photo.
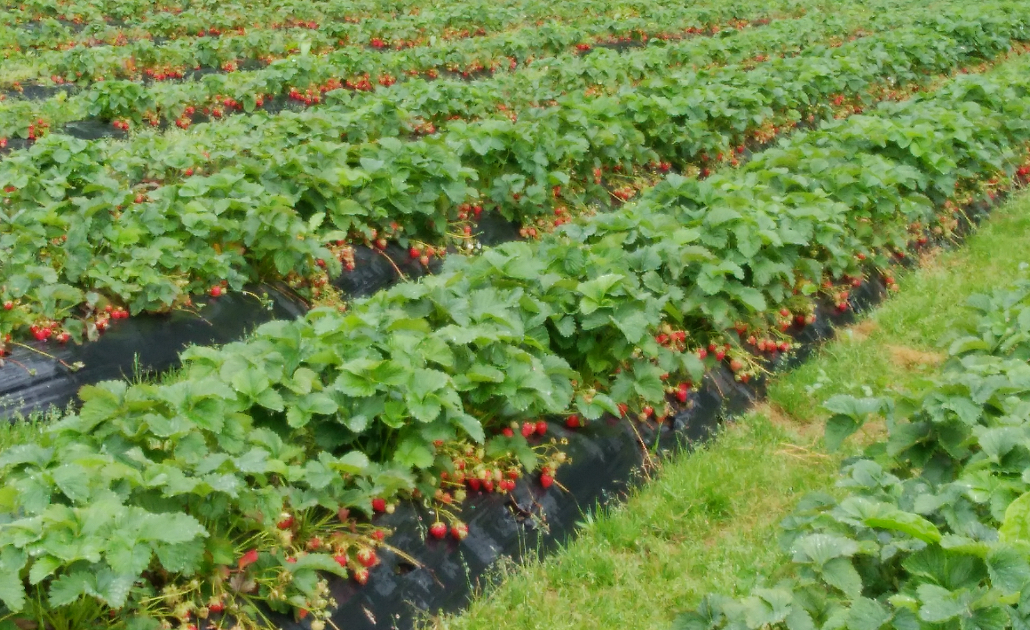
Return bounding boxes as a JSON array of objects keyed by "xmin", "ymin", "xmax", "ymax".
[
  {"xmin": 847, "ymin": 598, "xmax": 891, "ymax": 630},
  {"xmin": 986, "ymin": 546, "xmax": 1030, "ymax": 595},
  {"xmin": 824, "ymin": 413, "xmax": 862, "ymax": 453},
  {"xmin": 0, "ymin": 551, "xmax": 26, "ymax": 612},
  {"xmin": 28, "ymin": 556, "xmax": 61, "ymax": 586},
  {"xmin": 287, "ymin": 553, "xmax": 349, "ymax": 579},
  {"xmin": 48, "ymin": 570, "xmax": 96, "ymax": 607},
  {"xmin": 136, "ymin": 512, "xmax": 207, "ymax": 544},
  {"xmin": 393, "ymin": 438, "xmax": 435, "ymax": 469},
  {"xmin": 820, "ymin": 557, "xmax": 864, "ymax": 598},
  {"xmin": 864, "ymin": 507, "xmax": 941, "ymax": 544},
  {"xmin": 330, "ymin": 452, "xmax": 370, "ymax": 475},
  {"xmin": 1001, "ymin": 492, "xmax": 1030, "ymax": 543},
  {"xmin": 450, "ymin": 412, "xmax": 486, "ymax": 443},
  {"xmin": 916, "ymin": 584, "xmax": 966, "ymax": 623}
]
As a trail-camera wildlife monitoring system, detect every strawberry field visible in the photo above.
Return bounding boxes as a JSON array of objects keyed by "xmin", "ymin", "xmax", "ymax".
[{"xmin": 3, "ymin": 0, "xmax": 1030, "ymax": 628}]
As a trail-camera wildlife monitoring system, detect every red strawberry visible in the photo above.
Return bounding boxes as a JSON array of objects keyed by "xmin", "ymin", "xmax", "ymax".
[
  {"xmin": 535, "ymin": 420, "xmax": 547, "ymax": 435},
  {"xmin": 353, "ymin": 567, "xmax": 369, "ymax": 585},
  {"xmin": 502, "ymin": 427, "xmax": 514, "ymax": 437},
  {"xmin": 451, "ymin": 523, "xmax": 469, "ymax": 540},
  {"xmin": 2, "ymin": 301, "xmax": 12, "ymax": 310},
  {"xmin": 730, "ymin": 358, "xmax": 744, "ymax": 372},
  {"xmin": 566, "ymin": 414, "xmax": 581, "ymax": 428},
  {"xmin": 540, "ymin": 473, "xmax": 554, "ymax": 489},
  {"xmin": 356, "ymin": 548, "xmax": 377, "ymax": 567},
  {"xmin": 209, "ymin": 285, "xmax": 222, "ymax": 297},
  {"xmin": 277, "ymin": 514, "xmax": 294, "ymax": 530},
  {"xmin": 209, "ymin": 601, "xmax": 225, "ymax": 614},
  {"xmin": 238, "ymin": 549, "xmax": 259, "ymax": 570},
  {"xmin": 521, "ymin": 422, "xmax": 535, "ymax": 438},
  {"xmin": 371, "ymin": 497, "xmax": 386, "ymax": 513},
  {"xmin": 429, "ymin": 522, "xmax": 447, "ymax": 539}
]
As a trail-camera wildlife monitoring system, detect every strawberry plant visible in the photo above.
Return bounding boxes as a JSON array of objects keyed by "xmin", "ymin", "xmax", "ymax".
[{"xmin": 676, "ymin": 282, "xmax": 1030, "ymax": 630}]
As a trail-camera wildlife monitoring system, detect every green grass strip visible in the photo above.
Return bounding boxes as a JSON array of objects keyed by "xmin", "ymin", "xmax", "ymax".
[{"xmin": 432, "ymin": 190, "xmax": 1030, "ymax": 630}]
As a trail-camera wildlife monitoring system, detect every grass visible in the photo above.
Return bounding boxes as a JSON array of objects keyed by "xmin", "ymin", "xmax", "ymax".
[{"xmin": 428, "ymin": 191, "xmax": 1030, "ymax": 630}]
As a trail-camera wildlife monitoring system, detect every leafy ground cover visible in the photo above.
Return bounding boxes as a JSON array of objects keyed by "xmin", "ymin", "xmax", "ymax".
[{"xmin": 431, "ymin": 190, "xmax": 1030, "ymax": 630}]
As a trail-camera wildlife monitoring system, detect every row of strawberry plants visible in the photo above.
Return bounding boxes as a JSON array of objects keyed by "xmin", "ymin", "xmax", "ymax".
[
  {"xmin": 0, "ymin": 7, "xmax": 784, "ymax": 128},
  {"xmin": 0, "ymin": 0, "xmax": 788, "ymax": 90},
  {"xmin": 0, "ymin": 6, "xmax": 841, "ymax": 151},
  {"xmin": 2, "ymin": 0, "xmax": 696, "ymax": 39},
  {"xmin": 0, "ymin": 0, "xmax": 783, "ymax": 57},
  {"xmin": 675, "ymin": 279, "xmax": 1030, "ymax": 630},
  {"xmin": 2, "ymin": 38, "xmax": 1030, "ymax": 630},
  {"xmin": 0, "ymin": 3, "xmax": 1021, "ymax": 346}
]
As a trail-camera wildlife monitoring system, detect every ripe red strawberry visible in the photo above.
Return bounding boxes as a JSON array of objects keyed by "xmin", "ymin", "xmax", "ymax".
[
  {"xmin": 209, "ymin": 601, "xmax": 225, "ymax": 614},
  {"xmin": 676, "ymin": 382, "xmax": 690, "ymax": 403},
  {"xmin": 540, "ymin": 473, "xmax": 554, "ymax": 489},
  {"xmin": 277, "ymin": 514, "xmax": 294, "ymax": 530},
  {"xmin": 715, "ymin": 349, "xmax": 726, "ymax": 361},
  {"xmin": 535, "ymin": 420, "xmax": 547, "ymax": 435},
  {"xmin": 409, "ymin": 246, "xmax": 420, "ymax": 259},
  {"xmin": 353, "ymin": 567, "xmax": 369, "ymax": 585},
  {"xmin": 697, "ymin": 348, "xmax": 708, "ymax": 359},
  {"xmin": 371, "ymin": 497, "xmax": 386, "ymax": 513},
  {"xmin": 238, "ymin": 549, "xmax": 259, "ymax": 570},
  {"xmin": 429, "ymin": 522, "xmax": 447, "ymax": 539},
  {"xmin": 502, "ymin": 427, "xmax": 514, "ymax": 437},
  {"xmin": 566, "ymin": 414, "xmax": 581, "ymax": 428},
  {"xmin": 451, "ymin": 523, "xmax": 469, "ymax": 540},
  {"xmin": 375, "ymin": 238, "xmax": 388, "ymax": 250},
  {"xmin": 730, "ymin": 358, "xmax": 744, "ymax": 372},
  {"xmin": 209, "ymin": 285, "xmax": 222, "ymax": 297},
  {"xmin": 617, "ymin": 403, "xmax": 628, "ymax": 417},
  {"xmin": 356, "ymin": 548, "xmax": 377, "ymax": 568},
  {"xmin": 521, "ymin": 422, "xmax": 535, "ymax": 438},
  {"xmin": 2, "ymin": 301, "xmax": 12, "ymax": 310}
]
